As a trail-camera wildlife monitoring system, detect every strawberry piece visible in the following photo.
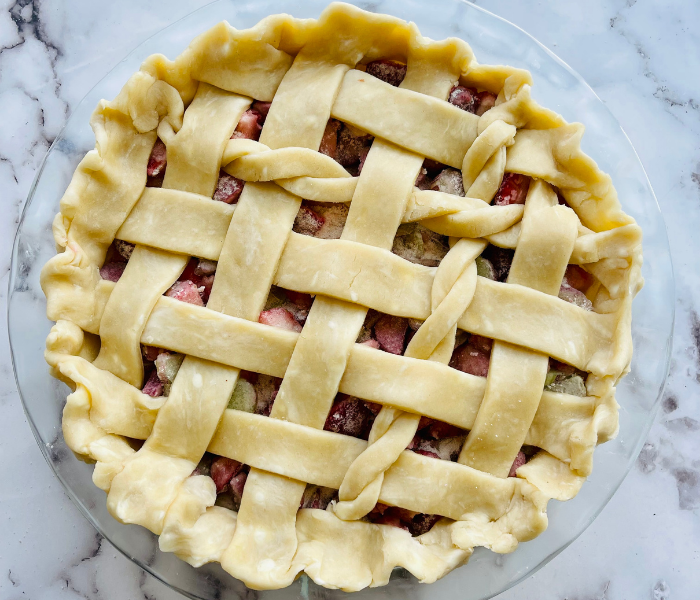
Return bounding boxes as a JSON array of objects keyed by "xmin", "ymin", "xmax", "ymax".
[
  {"xmin": 449, "ymin": 338, "xmax": 491, "ymax": 377},
  {"xmin": 213, "ymin": 171, "xmax": 245, "ymax": 204},
  {"xmin": 319, "ymin": 119, "xmax": 341, "ymax": 159},
  {"xmin": 147, "ymin": 138, "xmax": 167, "ymax": 177},
  {"xmin": 493, "ymin": 173, "xmax": 531, "ymax": 206},
  {"xmin": 142, "ymin": 370, "xmax": 163, "ymax": 397},
  {"xmin": 114, "ymin": 240, "xmax": 134, "ymax": 261},
  {"xmin": 509, "ymin": 451, "xmax": 528, "ymax": 477},
  {"xmin": 229, "ymin": 471, "xmax": 247, "ymax": 505},
  {"xmin": 366, "ymin": 59, "xmax": 407, "ymax": 87},
  {"xmin": 251, "ymin": 101, "xmax": 271, "ymax": 121},
  {"xmin": 99, "ymin": 262, "xmax": 126, "ymax": 282},
  {"xmin": 324, "ymin": 396, "xmax": 374, "ymax": 439},
  {"xmin": 285, "ymin": 290, "xmax": 314, "ymax": 311},
  {"xmin": 210, "ymin": 457, "xmax": 243, "ymax": 493},
  {"xmin": 564, "ymin": 265, "xmax": 593, "ymax": 292},
  {"xmin": 141, "ymin": 345, "xmax": 162, "ymax": 362},
  {"xmin": 360, "ymin": 339, "xmax": 381, "ymax": 349},
  {"xmin": 409, "ymin": 513, "xmax": 441, "ymax": 536},
  {"xmin": 293, "ymin": 206, "xmax": 325, "ymax": 237},
  {"xmin": 448, "ymin": 85, "xmax": 478, "ymax": 113},
  {"xmin": 374, "ymin": 314, "xmax": 408, "ymax": 355},
  {"xmin": 469, "ymin": 334, "xmax": 493, "ymax": 355},
  {"xmin": 475, "ymin": 91, "xmax": 497, "ymax": 116},
  {"xmin": 232, "ymin": 110, "xmax": 262, "ymax": 141},
  {"xmin": 165, "ymin": 280, "xmax": 204, "ymax": 306},
  {"xmin": 259, "ymin": 307, "xmax": 302, "ymax": 333}
]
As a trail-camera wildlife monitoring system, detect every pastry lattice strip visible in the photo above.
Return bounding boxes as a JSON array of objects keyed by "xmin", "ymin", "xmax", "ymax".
[{"xmin": 41, "ymin": 2, "xmax": 642, "ymax": 592}]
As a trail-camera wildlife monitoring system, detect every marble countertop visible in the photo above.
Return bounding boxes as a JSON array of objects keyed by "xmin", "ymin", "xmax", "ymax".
[{"xmin": 1, "ymin": 1, "xmax": 698, "ymax": 598}]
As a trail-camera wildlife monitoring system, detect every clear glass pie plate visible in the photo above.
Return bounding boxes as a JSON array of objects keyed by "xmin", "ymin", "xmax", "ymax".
[{"xmin": 8, "ymin": 0, "xmax": 674, "ymax": 598}]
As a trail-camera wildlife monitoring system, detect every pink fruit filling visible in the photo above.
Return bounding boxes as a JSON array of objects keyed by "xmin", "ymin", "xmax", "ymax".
[
  {"xmin": 300, "ymin": 485, "xmax": 338, "ymax": 510},
  {"xmin": 261, "ymin": 286, "xmax": 314, "ymax": 329},
  {"xmin": 213, "ymin": 171, "xmax": 245, "ymax": 204},
  {"xmin": 211, "ymin": 457, "xmax": 243, "ymax": 493},
  {"xmin": 293, "ymin": 206, "xmax": 325, "ymax": 237},
  {"xmin": 374, "ymin": 314, "xmax": 408, "ymax": 355},
  {"xmin": 165, "ymin": 280, "xmax": 204, "ymax": 306},
  {"xmin": 449, "ymin": 334, "xmax": 493, "ymax": 378},
  {"xmin": 365, "ymin": 59, "xmax": 407, "ymax": 87},
  {"xmin": 324, "ymin": 395, "xmax": 380, "ymax": 440},
  {"xmin": 232, "ymin": 109, "xmax": 263, "ymax": 141},
  {"xmin": 259, "ymin": 307, "xmax": 303, "ymax": 333},
  {"xmin": 293, "ymin": 201, "xmax": 349, "ymax": 239},
  {"xmin": 142, "ymin": 370, "xmax": 163, "ymax": 397},
  {"xmin": 493, "ymin": 173, "xmax": 531, "ymax": 205},
  {"xmin": 367, "ymin": 504, "xmax": 441, "ymax": 536},
  {"xmin": 508, "ymin": 451, "xmax": 528, "ymax": 477},
  {"xmin": 448, "ymin": 85, "xmax": 498, "ymax": 116},
  {"xmin": 147, "ymin": 138, "xmax": 167, "ymax": 177},
  {"xmin": 99, "ymin": 261, "xmax": 126, "ymax": 282},
  {"xmin": 321, "ymin": 118, "xmax": 374, "ymax": 176}
]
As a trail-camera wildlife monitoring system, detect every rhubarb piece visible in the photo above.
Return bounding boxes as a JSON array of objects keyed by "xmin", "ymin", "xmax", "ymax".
[
  {"xmin": 559, "ymin": 282, "xmax": 593, "ymax": 311},
  {"xmin": 475, "ymin": 91, "xmax": 497, "ymax": 116},
  {"xmin": 300, "ymin": 485, "xmax": 337, "ymax": 510},
  {"xmin": 564, "ymin": 264, "xmax": 593, "ymax": 292},
  {"xmin": 191, "ymin": 454, "xmax": 213, "ymax": 477},
  {"xmin": 433, "ymin": 436, "xmax": 466, "ymax": 462},
  {"xmin": 509, "ymin": 451, "xmax": 528, "ymax": 477},
  {"xmin": 431, "ymin": 168, "xmax": 466, "ymax": 197},
  {"xmin": 293, "ymin": 205, "xmax": 325, "ymax": 237},
  {"xmin": 475, "ymin": 256, "xmax": 496, "ymax": 280},
  {"xmin": 251, "ymin": 100, "xmax": 271, "ymax": 121},
  {"xmin": 285, "ymin": 290, "xmax": 314, "ymax": 312},
  {"xmin": 365, "ymin": 59, "xmax": 407, "ymax": 87},
  {"xmin": 319, "ymin": 119, "xmax": 341, "ymax": 159},
  {"xmin": 147, "ymin": 138, "xmax": 167, "ymax": 177},
  {"xmin": 99, "ymin": 262, "xmax": 126, "ymax": 282},
  {"xmin": 482, "ymin": 245, "xmax": 514, "ymax": 282},
  {"xmin": 213, "ymin": 172, "xmax": 245, "ymax": 204},
  {"xmin": 199, "ymin": 275, "xmax": 214, "ymax": 304},
  {"xmin": 114, "ymin": 240, "xmax": 134, "ymax": 261},
  {"xmin": 324, "ymin": 396, "xmax": 375, "ymax": 439},
  {"xmin": 374, "ymin": 314, "xmax": 408, "ymax": 355},
  {"xmin": 421, "ymin": 419, "xmax": 466, "ymax": 440},
  {"xmin": 306, "ymin": 202, "xmax": 349, "ymax": 239},
  {"xmin": 360, "ymin": 339, "xmax": 381, "ymax": 349},
  {"xmin": 141, "ymin": 345, "xmax": 162, "ymax": 362},
  {"xmin": 337, "ymin": 125, "xmax": 373, "ymax": 175},
  {"xmin": 414, "ymin": 448, "xmax": 441, "ymax": 459},
  {"xmin": 165, "ymin": 280, "xmax": 205, "ymax": 306},
  {"xmin": 210, "ymin": 456, "xmax": 243, "ymax": 493},
  {"xmin": 155, "ymin": 352, "xmax": 184, "ymax": 396},
  {"xmin": 493, "ymin": 173, "xmax": 531, "ymax": 206},
  {"xmin": 259, "ymin": 307, "xmax": 303, "ymax": 333},
  {"xmin": 448, "ymin": 85, "xmax": 478, "ymax": 113},
  {"xmin": 232, "ymin": 109, "xmax": 262, "ymax": 140},
  {"xmin": 263, "ymin": 287, "xmax": 288, "ymax": 311},
  {"xmin": 229, "ymin": 471, "xmax": 248, "ymax": 508},
  {"xmin": 253, "ymin": 375, "xmax": 281, "ymax": 416},
  {"xmin": 392, "ymin": 223, "xmax": 449, "ymax": 267},
  {"xmin": 228, "ymin": 379, "xmax": 257, "ymax": 412},
  {"xmin": 142, "ymin": 370, "xmax": 163, "ymax": 397},
  {"xmin": 449, "ymin": 336, "xmax": 492, "ymax": 377},
  {"xmin": 545, "ymin": 370, "xmax": 587, "ymax": 397}
]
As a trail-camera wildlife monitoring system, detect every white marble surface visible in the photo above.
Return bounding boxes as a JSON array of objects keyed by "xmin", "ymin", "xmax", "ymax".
[{"xmin": 1, "ymin": 0, "xmax": 698, "ymax": 598}]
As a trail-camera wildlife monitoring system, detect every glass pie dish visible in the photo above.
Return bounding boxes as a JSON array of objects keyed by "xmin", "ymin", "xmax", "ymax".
[{"xmin": 8, "ymin": 0, "xmax": 674, "ymax": 598}]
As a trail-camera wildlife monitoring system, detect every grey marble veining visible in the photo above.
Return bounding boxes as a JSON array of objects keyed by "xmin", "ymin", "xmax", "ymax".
[{"xmin": 0, "ymin": 1, "xmax": 698, "ymax": 599}]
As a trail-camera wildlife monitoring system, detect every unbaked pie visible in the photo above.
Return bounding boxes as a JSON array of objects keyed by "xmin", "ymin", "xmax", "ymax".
[{"xmin": 41, "ymin": 2, "xmax": 643, "ymax": 592}]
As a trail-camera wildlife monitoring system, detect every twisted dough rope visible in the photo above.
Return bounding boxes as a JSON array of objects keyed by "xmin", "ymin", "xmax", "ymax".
[{"xmin": 332, "ymin": 238, "xmax": 487, "ymax": 521}]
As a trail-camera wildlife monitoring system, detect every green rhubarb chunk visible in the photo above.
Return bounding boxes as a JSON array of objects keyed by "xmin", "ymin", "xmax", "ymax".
[
  {"xmin": 155, "ymin": 352, "xmax": 185, "ymax": 384},
  {"xmin": 545, "ymin": 373, "xmax": 586, "ymax": 397},
  {"xmin": 476, "ymin": 256, "xmax": 496, "ymax": 280},
  {"xmin": 228, "ymin": 379, "xmax": 256, "ymax": 412}
]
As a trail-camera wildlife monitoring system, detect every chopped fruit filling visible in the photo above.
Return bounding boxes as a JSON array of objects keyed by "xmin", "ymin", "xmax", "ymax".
[
  {"xmin": 508, "ymin": 451, "xmax": 527, "ymax": 477},
  {"xmin": 165, "ymin": 280, "xmax": 204, "ymax": 306},
  {"xmin": 417, "ymin": 417, "xmax": 466, "ymax": 440},
  {"xmin": 475, "ymin": 256, "xmax": 496, "ymax": 280},
  {"xmin": 99, "ymin": 262, "xmax": 126, "ymax": 282},
  {"xmin": 336, "ymin": 124, "xmax": 373, "ymax": 175},
  {"xmin": 155, "ymin": 351, "xmax": 184, "ymax": 384},
  {"xmin": 263, "ymin": 287, "xmax": 314, "ymax": 327},
  {"xmin": 475, "ymin": 91, "xmax": 497, "ymax": 116},
  {"xmin": 374, "ymin": 314, "xmax": 408, "ymax": 355},
  {"xmin": 229, "ymin": 471, "xmax": 248, "ymax": 507},
  {"xmin": 259, "ymin": 307, "xmax": 303, "ymax": 333},
  {"xmin": 244, "ymin": 373, "xmax": 280, "ymax": 416},
  {"xmin": 210, "ymin": 456, "xmax": 243, "ymax": 493},
  {"xmin": 481, "ymin": 245, "xmax": 514, "ymax": 282},
  {"xmin": 448, "ymin": 85, "xmax": 498, "ymax": 116},
  {"xmin": 232, "ymin": 109, "xmax": 262, "ymax": 140},
  {"xmin": 141, "ymin": 345, "xmax": 162, "ymax": 362},
  {"xmin": 142, "ymin": 370, "xmax": 163, "ymax": 397},
  {"xmin": 213, "ymin": 171, "xmax": 245, "ymax": 204},
  {"xmin": 545, "ymin": 359, "xmax": 587, "ymax": 396},
  {"xmin": 194, "ymin": 259, "xmax": 217, "ymax": 277},
  {"xmin": 564, "ymin": 264, "xmax": 593, "ymax": 292},
  {"xmin": 228, "ymin": 379, "xmax": 257, "ymax": 412},
  {"xmin": 324, "ymin": 395, "xmax": 378, "ymax": 440},
  {"xmin": 365, "ymin": 59, "xmax": 407, "ymax": 87},
  {"xmin": 558, "ymin": 282, "xmax": 593, "ymax": 311},
  {"xmin": 493, "ymin": 173, "xmax": 531, "ymax": 206},
  {"xmin": 293, "ymin": 205, "xmax": 325, "ymax": 237},
  {"xmin": 449, "ymin": 334, "xmax": 493, "ymax": 377},
  {"xmin": 319, "ymin": 119, "xmax": 342, "ymax": 159},
  {"xmin": 147, "ymin": 138, "xmax": 167, "ymax": 177},
  {"xmin": 300, "ymin": 485, "xmax": 338, "ymax": 510},
  {"xmin": 250, "ymin": 101, "xmax": 271, "ymax": 121},
  {"xmin": 192, "ymin": 453, "xmax": 212, "ymax": 477},
  {"xmin": 430, "ymin": 168, "xmax": 466, "ymax": 196},
  {"xmin": 301, "ymin": 201, "xmax": 349, "ymax": 239},
  {"xmin": 114, "ymin": 240, "xmax": 134, "ymax": 261},
  {"xmin": 392, "ymin": 223, "xmax": 450, "ymax": 267},
  {"xmin": 367, "ymin": 504, "xmax": 440, "ymax": 536}
]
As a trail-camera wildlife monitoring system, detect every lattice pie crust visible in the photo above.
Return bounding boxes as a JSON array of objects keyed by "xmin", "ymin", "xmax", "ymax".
[{"xmin": 41, "ymin": 3, "xmax": 643, "ymax": 592}]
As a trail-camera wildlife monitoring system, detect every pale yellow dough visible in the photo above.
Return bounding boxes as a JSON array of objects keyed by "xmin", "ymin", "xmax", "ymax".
[{"xmin": 40, "ymin": 1, "xmax": 642, "ymax": 593}]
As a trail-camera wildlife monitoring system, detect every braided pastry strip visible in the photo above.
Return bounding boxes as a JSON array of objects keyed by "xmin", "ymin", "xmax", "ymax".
[{"xmin": 333, "ymin": 238, "xmax": 486, "ymax": 520}]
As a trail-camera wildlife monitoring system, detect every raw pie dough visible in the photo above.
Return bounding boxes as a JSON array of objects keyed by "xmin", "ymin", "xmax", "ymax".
[{"xmin": 41, "ymin": 2, "xmax": 643, "ymax": 592}]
